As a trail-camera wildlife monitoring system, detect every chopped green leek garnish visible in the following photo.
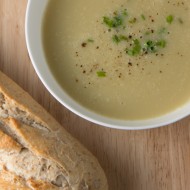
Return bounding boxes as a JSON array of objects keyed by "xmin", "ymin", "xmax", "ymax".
[
  {"xmin": 97, "ymin": 71, "xmax": 106, "ymax": 77},
  {"xmin": 87, "ymin": 39, "xmax": 94, "ymax": 43},
  {"xmin": 144, "ymin": 40, "xmax": 157, "ymax": 53},
  {"xmin": 156, "ymin": 40, "xmax": 166, "ymax": 48},
  {"xmin": 144, "ymin": 40, "xmax": 166, "ymax": 53},
  {"xmin": 112, "ymin": 34, "xmax": 128, "ymax": 44},
  {"xmin": 103, "ymin": 16, "xmax": 123, "ymax": 28},
  {"xmin": 122, "ymin": 9, "xmax": 128, "ymax": 16},
  {"xmin": 112, "ymin": 35, "xmax": 120, "ymax": 44},
  {"xmin": 141, "ymin": 14, "xmax": 146, "ymax": 20},
  {"xmin": 166, "ymin": 15, "xmax": 174, "ymax": 24},
  {"xmin": 100, "ymin": 8, "xmax": 173, "ymax": 57},
  {"xmin": 126, "ymin": 39, "xmax": 141, "ymax": 56}
]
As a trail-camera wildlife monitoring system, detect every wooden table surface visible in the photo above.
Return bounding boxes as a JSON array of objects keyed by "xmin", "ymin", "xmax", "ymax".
[{"xmin": 1, "ymin": 1, "xmax": 190, "ymax": 190}]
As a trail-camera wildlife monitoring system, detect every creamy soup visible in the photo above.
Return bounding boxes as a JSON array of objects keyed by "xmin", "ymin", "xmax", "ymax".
[{"xmin": 43, "ymin": 0, "xmax": 190, "ymax": 120}]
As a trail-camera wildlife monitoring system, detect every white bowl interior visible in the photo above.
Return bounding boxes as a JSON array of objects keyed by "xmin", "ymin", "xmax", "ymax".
[{"xmin": 25, "ymin": 0, "xmax": 190, "ymax": 130}]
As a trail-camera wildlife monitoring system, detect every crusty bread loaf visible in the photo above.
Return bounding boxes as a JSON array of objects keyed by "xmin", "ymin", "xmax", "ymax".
[{"xmin": 0, "ymin": 71, "xmax": 108, "ymax": 190}]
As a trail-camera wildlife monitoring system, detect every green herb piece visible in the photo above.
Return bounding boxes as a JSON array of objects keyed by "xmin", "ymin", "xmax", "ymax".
[
  {"xmin": 129, "ymin": 17, "xmax": 137, "ymax": 24},
  {"xmin": 97, "ymin": 71, "xmax": 106, "ymax": 77},
  {"xmin": 103, "ymin": 16, "xmax": 114, "ymax": 27},
  {"xmin": 144, "ymin": 40, "xmax": 157, "ymax": 53},
  {"xmin": 122, "ymin": 9, "xmax": 128, "ymax": 16},
  {"xmin": 113, "ymin": 16, "xmax": 123, "ymax": 27},
  {"xmin": 166, "ymin": 15, "xmax": 174, "ymax": 24},
  {"xmin": 178, "ymin": 18, "xmax": 183, "ymax": 24},
  {"xmin": 126, "ymin": 39, "xmax": 141, "ymax": 56},
  {"xmin": 112, "ymin": 34, "xmax": 128, "ymax": 44},
  {"xmin": 156, "ymin": 40, "xmax": 166, "ymax": 48},
  {"xmin": 87, "ymin": 39, "xmax": 94, "ymax": 43},
  {"xmin": 126, "ymin": 49, "xmax": 136, "ymax": 56},
  {"xmin": 112, "ymin": 35, "xmax": 121, "ymax": 44},
  {"xmin": 143, "ymin": 39, "xmax": 166, "ymax": 53},
  {"xmin": 103, "ymin": 15, "xmax": 123, "ymax": 28},
  {"xmin": 141, "ymin": 14, "xmax": 146, "ymax": 20}
]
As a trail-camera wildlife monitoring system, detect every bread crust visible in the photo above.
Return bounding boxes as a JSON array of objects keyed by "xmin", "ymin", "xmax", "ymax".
[
  {"xmin": 0, "ymin": 129, "xmax": 22, "ymax": 152},
  {"xmin": 0, "ymin": 167, "xmax": 60, "ymax": 190},
  {"xmin": 0, "ymin": 71, "xmax": 108, "ymax": 190}
]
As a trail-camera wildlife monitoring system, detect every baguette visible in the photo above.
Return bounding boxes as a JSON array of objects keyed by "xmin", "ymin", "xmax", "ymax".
[{"xmin": 0, "ymin": 71, "xmax": 108, "ymax": 190}]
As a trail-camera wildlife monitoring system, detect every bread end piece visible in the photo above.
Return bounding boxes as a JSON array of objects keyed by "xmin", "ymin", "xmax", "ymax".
[{"xmin": 0, "ymin": 71, "xmax": 108, "ymax": 190}]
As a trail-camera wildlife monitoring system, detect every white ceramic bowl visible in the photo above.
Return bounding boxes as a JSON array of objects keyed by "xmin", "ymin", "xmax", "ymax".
[{"xmin": 25, "ymin": 0, "xmax": 190, "ymax": 130}]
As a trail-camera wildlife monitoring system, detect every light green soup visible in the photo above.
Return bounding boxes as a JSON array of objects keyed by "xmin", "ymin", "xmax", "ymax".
[{"xmin": 43, "ymin": 0, "xmax": 190, "ymax": 120}]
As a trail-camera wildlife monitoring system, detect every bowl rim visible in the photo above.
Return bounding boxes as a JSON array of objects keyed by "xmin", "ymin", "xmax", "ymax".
[{"xmin": 25, "ymin": 0, "xmax": 190, "ymax": 130}]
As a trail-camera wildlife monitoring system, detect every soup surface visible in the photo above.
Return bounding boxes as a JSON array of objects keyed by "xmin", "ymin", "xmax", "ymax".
[{"xmin": 43, "ymin": 0, "xmax": 190, "ymax": 120}]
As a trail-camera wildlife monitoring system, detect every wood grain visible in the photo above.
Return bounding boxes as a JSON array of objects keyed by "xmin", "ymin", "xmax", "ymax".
[{"xmin": 1, "ymin": 1, "xmax": 190, "ymax": 189}]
